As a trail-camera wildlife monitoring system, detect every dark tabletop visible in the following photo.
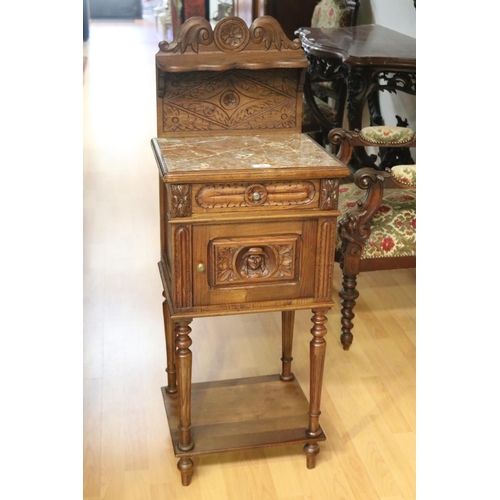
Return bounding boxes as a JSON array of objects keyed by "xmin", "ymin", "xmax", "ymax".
[{"xmin": 296, "ymin": 24, "xmax": 416, "ymax": 68}]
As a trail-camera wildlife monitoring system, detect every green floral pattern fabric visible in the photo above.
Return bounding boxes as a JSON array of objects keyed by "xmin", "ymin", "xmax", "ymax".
[
  {"xmin": 391, "ymin": 164, "xmax": 416, "ymax": 186},
  {"xmin": 311, "ymin": 0, "xmax": 350, "ymax": 28},
  {"xmin": 359, "ymin": 126, "xmax": 415, "ymax": 145},
  {"xmin": 338, "ymin": 183, "xmax": 416, "ymax": 260}
]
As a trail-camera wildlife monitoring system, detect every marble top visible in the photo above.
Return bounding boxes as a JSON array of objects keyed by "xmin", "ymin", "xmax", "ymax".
[{"xmin": 153, "ymin": 133, "xmax": 344, "ymax": 173}]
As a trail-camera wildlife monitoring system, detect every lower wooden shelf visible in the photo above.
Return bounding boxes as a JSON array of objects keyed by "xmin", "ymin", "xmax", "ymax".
[{"xmin": 161, "ymin": 373, "xmax": 326, "ymax": 458}]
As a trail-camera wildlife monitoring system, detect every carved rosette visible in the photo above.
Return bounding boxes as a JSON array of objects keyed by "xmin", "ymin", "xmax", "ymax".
[
  {"xmin": 168, "ymin": 184, "xmax": 192, "ymax": 218},
  {"xmin": 319, "ymin": 179, "xmax": 339, "ymax": 211},
  {"xmin": 209, "ymin": 236, "xmax": 299, "ymax": 287},
  {"xmin": 214, "ymin": 17, "xmax": 250, "ymax": 52}
]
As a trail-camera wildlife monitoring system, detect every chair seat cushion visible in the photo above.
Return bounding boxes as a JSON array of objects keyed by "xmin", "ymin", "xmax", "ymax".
[
  {"xmin": 338, "ymin": 183, "xmax": 416, "ymax": 260},
  {"xmin": 391, "ymin": 164, "xmax": 416, "ymax": 186},
  {"xmin": 359, "ymin": 126, "xmax": 415, "ymax": 145}
]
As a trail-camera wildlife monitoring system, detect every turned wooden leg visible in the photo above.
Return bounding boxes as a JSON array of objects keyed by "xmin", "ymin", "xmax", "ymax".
[
  {"xmin": 177, "ymin": 457, "xmax": 195, "ymax": 486},
  {"xmin": 280, "ymin": 310, "xmax": 295, "ymax": 381},
  {"xmin": 307, "ymin": 308, "xmax": 328, "ymax": 439},
  {"xmin": 162, "ymin": 299, "xmax": 177, "ymax": 393},
  {"xmin": 303, "ymin": 442, "xmax": 320, "ymax": 469},
  {"xmin": 175, "ymin": 319, "xmax": 194, "ymax": 453},
  {"xmin": 339, "ymin": 273, "xmax": 359, "ymax": 351}
]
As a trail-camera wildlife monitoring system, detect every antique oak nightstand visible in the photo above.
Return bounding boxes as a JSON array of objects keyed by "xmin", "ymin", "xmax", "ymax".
[{"xmin": 151, "ymin": 16, "xmax": 349, "ymax": 486}]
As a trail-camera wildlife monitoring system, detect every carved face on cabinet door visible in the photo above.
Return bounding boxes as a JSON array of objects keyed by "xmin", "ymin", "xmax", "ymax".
[{"xmin": 239, "ymin": 247, "xmax": 269, "ymax": 278}]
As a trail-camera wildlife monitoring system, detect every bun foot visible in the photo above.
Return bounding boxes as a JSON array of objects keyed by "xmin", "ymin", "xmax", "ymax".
[
  {"xmin": 303, "ymin": 442, "xmax": 320, "ymax": 469},
  {"xmin": 177, "ymin": 457, "xmax": 195, "ymax": 486}
]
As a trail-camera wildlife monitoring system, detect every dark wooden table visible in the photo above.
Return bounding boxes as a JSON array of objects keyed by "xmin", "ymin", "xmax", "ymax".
[{"xmin": 296, "ymin": 24, "xmax": 416, "ymax": 168}]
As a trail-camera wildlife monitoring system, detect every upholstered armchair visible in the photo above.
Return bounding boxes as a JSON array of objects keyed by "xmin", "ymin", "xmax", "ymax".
[
  {"xmin": 301, "ymin": 0, "xmax": 360, "ymax": 144},
  {"xmin": 329, "ymin": 126, "xmax": 416, "ymax": 350}
]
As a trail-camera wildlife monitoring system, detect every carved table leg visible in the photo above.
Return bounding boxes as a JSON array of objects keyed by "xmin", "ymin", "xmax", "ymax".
[
  {"xmin": 280, "ymin": 310, "xmax": 295, "ymax": 381},
  {"xmin": 162, "ymin": 299, "xmax": 177, "ymax": 393},
  {"xmin": 339, "ymin": 273, "xmax": 358, "ymax": 351},
  {"xmin": 177, "ymin": 456, "xmax": 195, "ymax": 486},
  {"xmin": 175, "ymin": 319, "xmax": 194, "ymax": 453},
  {"xmin": 304, "ymin": 308, "xmax": 328, "ymax": 468},
  {"xmin": 347, "ymin": 69, "xmax": 379, "ymax": 170}
]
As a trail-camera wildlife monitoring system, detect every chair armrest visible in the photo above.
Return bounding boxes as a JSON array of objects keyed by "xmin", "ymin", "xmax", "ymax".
[
  {"xmin": 328, "ymin": 126, "xmax": 416, "ymax": 165},
  {"xmin": 338, "ymin": 168, "xmax": 390, "ymax": 274}
]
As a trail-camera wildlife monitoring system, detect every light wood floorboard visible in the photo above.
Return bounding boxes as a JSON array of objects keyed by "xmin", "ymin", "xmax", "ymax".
[{"xmin": 83, "ymin": 16, "xmax": 416, "ymax": 500}]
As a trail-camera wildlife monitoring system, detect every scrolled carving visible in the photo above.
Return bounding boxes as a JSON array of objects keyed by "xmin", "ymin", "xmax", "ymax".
[
  {"xmin": 158, "ymin": 15, "xmax": 302, "ymax": 55},
  {"xmin": 306, "ymin": 54, "xmax": 347, "ymax": 83},
  {"xmin": 250, "ymin": 16, "xmax": 302, "ymax": 51},
  {"xmin": 328, "ymin": 128, "xmax": 356, "ymax": 164},
  {"xmin": 377, "ymin": 71, "xmax": 416, "ymax": 95},
  {"xmin": 338, "ymin": 168, "xmax": 388, "ymax": 264},
  {"xmin": 159, "ymin": 17, "xmax": 214, "ymax": 54}
]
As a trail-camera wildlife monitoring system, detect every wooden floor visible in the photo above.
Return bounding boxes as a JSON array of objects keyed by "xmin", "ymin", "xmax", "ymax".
[{"xmin": 83, "ymin": 17, "xmax": 416, "ymax": 500}]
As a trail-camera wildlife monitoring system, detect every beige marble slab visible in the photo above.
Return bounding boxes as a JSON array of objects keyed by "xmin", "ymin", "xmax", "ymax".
[{"xmin": 154, "ymin": 133, "xmax": 343, "ymax": 172}]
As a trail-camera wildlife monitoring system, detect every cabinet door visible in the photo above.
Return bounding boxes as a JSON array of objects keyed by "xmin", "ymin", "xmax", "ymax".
[{"xmin": 192, "ymin": 219, "xmax": 317, "ymax": 307}]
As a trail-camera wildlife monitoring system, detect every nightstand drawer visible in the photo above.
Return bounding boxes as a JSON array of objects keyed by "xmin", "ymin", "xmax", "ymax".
[
  {"xmin": 192, "ymin": 220, "xmax": 317, "ymax": 306},
  {"xmin": 192, "ymin": 180, "xmax": 320, "ymax": 214}
]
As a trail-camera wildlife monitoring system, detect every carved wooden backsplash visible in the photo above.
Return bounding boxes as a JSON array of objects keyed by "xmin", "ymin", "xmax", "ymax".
[{"xmin": 158, "ymin": 68, "xmax": 301, "ymax": 134}]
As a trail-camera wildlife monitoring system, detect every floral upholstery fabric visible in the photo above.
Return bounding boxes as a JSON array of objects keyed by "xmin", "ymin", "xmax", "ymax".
[
  {"xmin": 311, "ymin": 0, "xmax": 350, "ymax": 28},
  {"xmin": 359, "ymin": 126, "xmax": 415, "ymax": 145},
  {"xmin": 390, "ymin": 164, "xmax": 416, "ymax": 187},
  {"xmin": 338, "ymin": 183, "xmax": 416, "ymax": 260}
]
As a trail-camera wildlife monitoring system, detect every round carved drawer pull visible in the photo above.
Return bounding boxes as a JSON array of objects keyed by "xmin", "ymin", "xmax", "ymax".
[
  {"xmin": 197, "ymin": 263, "xmax": 206, "ymax": 273},
  {"xmin": 244, "ymin": 184, "xmax": 267, "ymax": 206}
]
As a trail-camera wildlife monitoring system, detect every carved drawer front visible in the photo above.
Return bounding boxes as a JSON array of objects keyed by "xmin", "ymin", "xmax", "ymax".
[
  {"xmin": 192, "ymin": 220, "xmax": 317, "ymax": 306},
  {"xmin": 193, "ymin": 180, "xmax": 319, "ymax": 213}
]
